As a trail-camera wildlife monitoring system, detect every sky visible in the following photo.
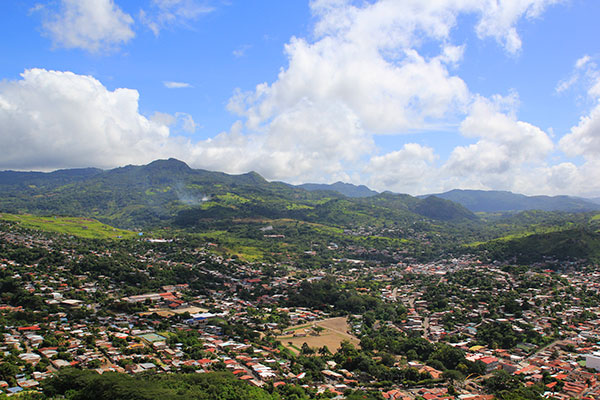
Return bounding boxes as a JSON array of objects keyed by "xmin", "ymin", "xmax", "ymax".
[{"xmin": 1, "ymin": 0, "xmax": 600, "ymax": 197}]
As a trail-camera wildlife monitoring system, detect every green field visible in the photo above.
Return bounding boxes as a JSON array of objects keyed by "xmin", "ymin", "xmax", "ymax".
[
  {"xmin": 465, "ymin": 226, "xmax": 568, "ymax": 247},
  {"xmin": 0, "ymin": 213, "xmax": 138, "ymax": 239}
]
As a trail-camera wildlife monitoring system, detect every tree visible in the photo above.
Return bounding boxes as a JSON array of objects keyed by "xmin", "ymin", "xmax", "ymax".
[
  {"xmin": 312, "ymin": 326, "xmax": 325, "ymax": 336},
  {"xmin": 301, "ymin": 342, "xmax": 314, "ymax": 355},
  {"xmin": 319, "ymin": 345, "xmax": 331, "ymax": 356},
  {"xmin": 0, "ymin": 361, "xmax": 19, "ymax": 385},
  {"xmin": 442, "ymin": 369, "xmax": 465, "ymax": 384},
  {"xmin": 485, "ymin": 369, "xmax": 522, "ymax": 393}
]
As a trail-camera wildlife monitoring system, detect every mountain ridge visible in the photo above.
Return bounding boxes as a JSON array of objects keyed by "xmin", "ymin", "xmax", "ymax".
[
  {"xmin": 0, "ymin": 159, "xmax": 476, "ymax": 229},
  {"xmin": 421, "ymin": 189, "xmax": 600, "ymax": 213}
]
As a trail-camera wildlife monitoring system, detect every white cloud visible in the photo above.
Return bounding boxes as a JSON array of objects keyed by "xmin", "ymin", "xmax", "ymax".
[
  {"xmin": 151, "ymin": 111, "xmax": 197, "ymax": 133},
  {"xmin": 0, "ymin": 69, "xmax": 188, "ymax": 171},
  {"xmin": 42, "ymin": 0, "xmax": 134, "ymax": 52},
  {"xmin": 556, "ymin": 54, "xmax": 598, "ymax": 94},
  {"xmin": 442, "ymin": 95, "xmax": 554, "ymax": 190},
  {"xmin": 576, "ymin": 55, "xmax": 591, "ymax": 69},
  {"xmin": 218, "ymin": 0, "xmax": 567, "ymax": 195},
  {"xmin": 559, "ymin": 102, "xmax": 600, "ymax": 159},
  {"xmin": 473, "ymin": 0, "xmax": 560, "ymax": 54},
  {"xmin": 0, "ymin": 69, "xmax": 364, "ymax": 184},
  {"xmin": 559, "ymin": 56, "xmax": 600, "ymax": 161},
  {"xmin": 365, "ymin": 144, "xmax": 437, "ymax": 193},
  {"xmin": 163, "ymin": 81, "xmax": 192, "ymax": 89},
  {"xmin": 140, "ymin": 0, "xmax": 214, "ymax": 36},
  {"xmin": 2, "ymin": 67, "xmax": 596, "ymax": 196},
  {"xmin": 233, "ymin": 45, "xmax": 251, "ymax": 58},
  {"xmin": 150, "ymin": 111, "xmax": 176, "ymax": 127},
  {"xmin": 12, "ymin": 0, "xmax": 588, "ymax": 196}
]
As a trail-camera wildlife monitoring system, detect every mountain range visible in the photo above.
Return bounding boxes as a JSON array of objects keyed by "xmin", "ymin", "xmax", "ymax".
[
  {"xmin": 0, "ymin": 158, "xmax": 475, "ymax": 229},
  {"xmin": 422, "ymin": 189, "xmax": 600, "ymax": 213},
  {"xmin": 300, "ymin": 182, "xmax": 600, "ymax": 213},
  {"xmin": 2, "ymin": 159, "xmax": 600, "ymax": 263}
]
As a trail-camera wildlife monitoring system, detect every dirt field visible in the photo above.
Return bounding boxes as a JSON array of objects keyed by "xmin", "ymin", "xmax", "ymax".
[
  {"xmin": 277, "ymin": 317, "xmax": 360, "ymax": 355},
  {"xmin": 145, "ymin": 306, "xmax": 209, "ymax": 317}
]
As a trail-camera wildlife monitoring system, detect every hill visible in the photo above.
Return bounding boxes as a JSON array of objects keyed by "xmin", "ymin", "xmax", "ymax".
[
  {"xmin": 8, "ymin": 159, "xmax": 600, "ymax": 264},
  {"xmin": 297, "ymin": 181, "xmax": 378, "ymax": 198},
  {"xmin": 0, "ymin": 159, "xmax": 476, "ymax": 231},
  {"xmin": 477, "ymin": 228, "xmax": 600, "ymax": 264},
  {"xmin": 423, "ymin": 189, "xmax": 600, "ymax": 213}
]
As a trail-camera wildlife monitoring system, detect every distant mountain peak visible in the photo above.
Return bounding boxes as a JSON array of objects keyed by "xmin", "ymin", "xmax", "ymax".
[
  {"xmin": 237, "ymin": 171, "xmax": 267, "ymax": 184},
  {"xmin": 145, "ymin": 158, "xmax": 191, "ymax": 171}
]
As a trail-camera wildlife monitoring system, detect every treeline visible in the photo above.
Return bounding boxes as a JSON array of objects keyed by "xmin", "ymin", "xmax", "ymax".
[{"xmin": 41, "ymin": 369, "xmax": 276, "ymax": 400}]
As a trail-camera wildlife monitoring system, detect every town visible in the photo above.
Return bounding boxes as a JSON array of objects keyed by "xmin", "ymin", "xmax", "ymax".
[{"xmin": 2, "ymin": 221, "xmax": 600, "ymax": 400}]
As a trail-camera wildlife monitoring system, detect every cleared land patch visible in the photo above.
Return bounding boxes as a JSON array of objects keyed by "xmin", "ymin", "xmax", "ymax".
[{"xmin": 277, "ymin": 317, "xmax": 360, "ymax": 355}]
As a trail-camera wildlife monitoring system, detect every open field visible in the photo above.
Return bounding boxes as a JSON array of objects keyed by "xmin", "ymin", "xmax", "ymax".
[
  {"xmin": 0, "ymin": 213, "xmax": 138, "ymax": 239},
  {"xmin": 277, "ymin": 317, "xmax": 360, "ymax": 355}
]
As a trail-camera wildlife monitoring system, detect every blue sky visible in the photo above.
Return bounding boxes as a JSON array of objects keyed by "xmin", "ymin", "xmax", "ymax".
[{"xmin": 1, "ymin": 0, "xmax": 600, "ymax": 196}]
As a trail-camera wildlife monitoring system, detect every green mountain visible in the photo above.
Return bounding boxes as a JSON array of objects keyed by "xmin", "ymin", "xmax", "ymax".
[
  {"xmin": 0, "ymin": 167, "xmax": 102, "ymax": 186},
  {"xmin": 478, "ymin": 228, "xmax": 600, "ymax": 264},
  {"xmin": 0, "ymin": 159, "xmax": 476, "ymax": 230},
  {"xmin": 423, "ymin": 189, "xmax": 600, "ymax": 213},
  {"xmin": 297, "ymin": 181, "xmax": 378, "ymax": 197},
  {"xmin": 5, "ymin": 159, "xmax": 600, "ymax": 264}
]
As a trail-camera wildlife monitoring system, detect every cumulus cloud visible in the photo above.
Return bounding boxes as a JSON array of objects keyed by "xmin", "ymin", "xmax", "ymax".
[
  {"xmin": 229, "ymin": 0, "xmax": 559, "ymax": 138},
  {"xmin": 0, "ymin": 69, "xmax": 187, "ymax": 170},
  {"xmin": 223, "ymin": 0, "xmax": 561, "ymax": 191},
  {"xmin": 443, "ymin": 95, "xmax": 554, "ymax": 187},
  {"xmin": 41, "ymin": 0, "xmax": 135, "ymax": 52},
  {"xmin": 365, "ymin": 144, "xmax": 437, "ymax": 193},
  {"xmin": 473, "ymin": 0, "xmax": 560, "ymax": 54},
  {"xmin": 560, "ymin": 102, "xmax": 600, "ymax": 159},
  {"xmin": 140, "ymin": 0, "xmax": 215, "ymax": 36},
  {"xmin": 0, "ymin": 69, "xmax": 366, "ymax": 184},
  {"xmin": 559, "ymin": 56, "xmax": 600, "ymax": 161},
  {"xmin": 10, "ymin": 0, "xmax": 588, "ymax": 196}
]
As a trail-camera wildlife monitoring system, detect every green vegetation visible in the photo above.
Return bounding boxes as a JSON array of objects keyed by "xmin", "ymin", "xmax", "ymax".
[
  {"xmin": 2, "ymin": 159, "xmax": 600, "ymax": 264},
  {"xmin": 42, "ymin": 369, "xmax": 277, "ymax": 400},
  {"xmin": 0, "ymin": 213, "xmax": 137, "ymax": 239},
  {"xmin": 477, "ymin": 228, "xmax": 600, "ymax": 263}
]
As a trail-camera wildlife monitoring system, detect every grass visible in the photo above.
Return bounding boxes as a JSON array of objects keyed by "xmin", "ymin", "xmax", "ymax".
[
  {"xmin": 464, "ymin": 226, "xmax": 569, "ymax": 247},
  {"xmin": 0, "ymin": 213, "xmax": 138, "ymax": 240},
  {"xmin": 194, "ymin": 230, "xmax": 265, "ymax": 261},
  {"xmin": 215, "ymin": 193, "xmax": 250, "ymax": 204}
]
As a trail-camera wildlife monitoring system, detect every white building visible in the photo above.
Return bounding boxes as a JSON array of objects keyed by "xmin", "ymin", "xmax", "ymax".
[{"xmin": 585, "ymin": 353, "xmax": 600, "ymax": 371}]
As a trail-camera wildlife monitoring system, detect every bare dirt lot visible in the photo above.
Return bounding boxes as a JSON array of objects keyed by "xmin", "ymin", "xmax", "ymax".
[
  {"xmin": 145, "ymin": 306, "xmax": 209, "ymax": 318},
  {"xmin": 277, "ymin": 317, "xmax": 360, "ymax": 355}
]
